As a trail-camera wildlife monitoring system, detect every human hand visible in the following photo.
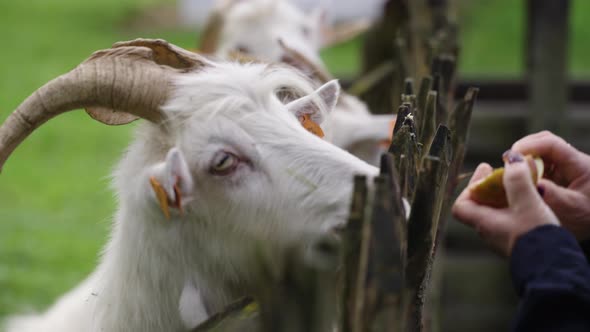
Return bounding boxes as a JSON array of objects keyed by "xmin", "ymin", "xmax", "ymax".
[
  {"xmin": 512, "ymin": 131, "xmax": 590, "ymax": 240},
  {"xmin": 452, "ymin": 152, "xmax": 560, "ymax": 257}
]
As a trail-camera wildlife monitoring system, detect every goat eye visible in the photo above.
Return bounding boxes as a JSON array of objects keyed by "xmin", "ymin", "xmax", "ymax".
[{"xmin": 210, "ymin": 151, "xmax": 239, "ymax": 175}]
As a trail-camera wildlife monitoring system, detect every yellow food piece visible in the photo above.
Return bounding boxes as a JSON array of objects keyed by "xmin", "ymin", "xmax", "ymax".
[{"xmin": 470, "ymin": 156, "xmax": 544, "ymax": 208}]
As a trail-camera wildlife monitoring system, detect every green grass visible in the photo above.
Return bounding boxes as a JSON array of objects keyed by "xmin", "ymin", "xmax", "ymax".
[
  {"xmin": 569, "ymin": 0, "xmax": 590, "ymax": 78},
  {"xmin": 320, "ymin": 0, "xmax": 590, "ymax": 78},
  {"xmin": 0, "ymin": 0, "xmax": 198, "ymax": 318},
  {"xmin": 459, "ymin": 0, "xmax": 590, "ymax": 78},
  {"xmin": 321, "ymin": 37, "xmax": 363, "ymax": 77},
  {"xmin": 458, "ymin": 0, "xmax": 526, "ymax": 77},
  {"xmin": 0, "ymin": 0, "xmax": 589, "ymax": 321}
]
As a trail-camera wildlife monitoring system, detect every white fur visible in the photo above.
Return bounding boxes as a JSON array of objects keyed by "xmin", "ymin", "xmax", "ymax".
[
  {"xmin": 212, "ymin": 0, "xmax": 395, "ymax": 166},
  {"xmin": 4, "ymin": 62, "xmax": 378, "ymax": 332},
  {"xmin": 217, "ymin": 0, "xmax": 325, "ymax": 66},
  {"xmin": 179, "ymin": 280, "xmax": 208, "ymax": 328},
  {"xmin": 323, "ymin": 95, "xmax": 394, "ymax": 165}
]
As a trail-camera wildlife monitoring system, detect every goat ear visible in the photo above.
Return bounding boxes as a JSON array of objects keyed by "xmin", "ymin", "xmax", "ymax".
[
  {"xmin": 310, "ymin": 6, "xmax": 328, "ymax": 31},
  {"xmin": 165, "ymin": 148, "xmax": 194, "ymax": 196},
  {"xmin": 316, "ymin": 79, "xmax": 340, "ymax": 112},
  {"xmin": 149, "ymin": 148, "xmax": 194, "ymax": 219},
  {"xmin": 286, "ymin": 79, "xmax": 340, "ymax": 125}
]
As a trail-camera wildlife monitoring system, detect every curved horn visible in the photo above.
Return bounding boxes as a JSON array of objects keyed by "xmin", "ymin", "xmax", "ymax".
[
  {"xmin": 200, "ymin": 11, "xmax": 224, "ymax": 54},
  {"xmin": 199, "ymin": 0, "xmax": 247, "ymax": 54},
  {"xmin": 199, "ymin": 0, "xmax": 241, "ymax": 54},
  {"xmin": 278, "ymin": 39, "xmax": 333, "ymax": 84},
  {"xmin": 0, "ymin": 38, "xmax": 208, "ymax": 171},
  {"xmin": 321, "ymin": 20, "xmax": 371, "ymax": 48}
]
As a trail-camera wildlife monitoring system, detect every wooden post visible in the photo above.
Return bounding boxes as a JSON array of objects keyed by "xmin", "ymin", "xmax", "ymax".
[
  {"xmin": 366, "ymin": 163, "xmax": 407, "ymax": 332},
  {"xmin": 526, "ymin": 0, "xmax": 570, "ymax": 135},
  {"xmin": 415, "ymin": 76, "xmax": 433, "ymax": 130},
  {"xmin": 341, "ymin": 176, "xmax": 371, "ymax": 332},
  {"xmin": 390, "ymin": 106, "xmax": 420, "ymax": 199},
  {"xmin": 255, "ymin": 237, "xmax": 340, "ymax": 332},
  {"xmin": 419, "ymin": 91, "xmax": 438, "ymax": 155},
  {"xmin": 438, "ymin": 88, "xmax": 478, "ymax": 235},
  {"xmin": 360, "ymin": 0, "xmax": 409, "ymax": 114},
  {"xmin": 341, "ymin": 157, "xmax": 408, "ymax": 332},
  {"xmin": 404, "ymin": 126, "xmax": 451, "ymax": 332}
]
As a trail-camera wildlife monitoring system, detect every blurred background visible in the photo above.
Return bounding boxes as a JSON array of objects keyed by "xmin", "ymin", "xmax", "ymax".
[{"xmin": 0, "ymin": 0, "xmax": 588, "ymax": 330}]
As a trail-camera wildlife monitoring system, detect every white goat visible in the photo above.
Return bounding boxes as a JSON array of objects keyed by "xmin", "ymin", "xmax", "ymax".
[
  {"xmin": 0, "ymin": 39, "xmax": 378, "ymax": 332},
  {"xmin": 203, "ymin": 0, "xmax": 326, "ymax": 66},
  {"xmin": 202, "ymin": 0, "xmax": 394, "ymax": 166}
]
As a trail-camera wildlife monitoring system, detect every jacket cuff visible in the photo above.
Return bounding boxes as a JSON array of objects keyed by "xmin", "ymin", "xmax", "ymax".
[{"xmin": 510, "ymin": 224, "xmax": 583, "ymax": 296}]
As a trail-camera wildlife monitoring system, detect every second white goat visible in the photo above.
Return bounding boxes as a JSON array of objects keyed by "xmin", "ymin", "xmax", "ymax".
[{"xmin": 202, "ymin": 0, "xmax": 395, "ymax": 166}]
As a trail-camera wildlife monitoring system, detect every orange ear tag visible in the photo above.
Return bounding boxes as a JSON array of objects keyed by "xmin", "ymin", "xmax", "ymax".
[
  {"xmin": 300, "ymin": 114, "xmax": 325, "ymax": 138},
  {"xmin": 379, "ymin": 118, "xmax": 397, "ymax": 149},
  {"xmin": 150, "ymin": 176, "xmax": 171, "ymax": 220}
]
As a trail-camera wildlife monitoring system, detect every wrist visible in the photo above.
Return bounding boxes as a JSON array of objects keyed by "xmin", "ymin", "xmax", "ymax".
[
  {"xmin": 508, "ymin": 218, "xmax": 560, "ymax": 256},
  {"xmin": 509, "ymin": 224, "xmax": 573, "ymax": 296},
  {"xmin": 580, "ymin": 238, "xmax": 590, "ymax": 258}
]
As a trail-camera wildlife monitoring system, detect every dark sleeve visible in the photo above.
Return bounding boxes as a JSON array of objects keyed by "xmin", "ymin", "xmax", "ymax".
[
  {"xmin": 579, "ymin": 239, "xmax": 590, "ymax": 261},
  {"xmin": 510, "ymin": 225, "xmax": 590, "ymax": 332}
]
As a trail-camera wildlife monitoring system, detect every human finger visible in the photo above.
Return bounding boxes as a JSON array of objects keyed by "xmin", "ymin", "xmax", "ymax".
[
  {"xmin": 453, "ymin": 198, "xmax": 514, "ymax": 257},
  {"xmin": 455, "ymin": 163, "xmax": 494, "ymax": 204},
  {"xmin": 511, "ymin": 131, "xmax": 570, "ymax": 160},
  {"xmin": 537, "ymin": 178, "xmax": 590, "ymax": 237},
  {"xmin": 538, "ymin": 178, "xmax": 582, "ymax": 211},
  {"xmin": 511, "ymin": 131, "xmax": 584, "ymax": 183},
  {"xmin": 502, "ymin": 152, "xmax": 543, "ymax": 209},
  {"xmin": 469, "ymin": 163, "xmax": 494, "ymax": 186},
  {"xmin": 452, "ymin": 196, "xmax": 503, "ymax": 228}
]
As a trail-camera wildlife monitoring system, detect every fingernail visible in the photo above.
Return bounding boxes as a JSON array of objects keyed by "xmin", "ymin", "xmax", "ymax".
[
  {"xmin": 502, "ymin": 149, "xmax": 524, "ymax": 164},
  {"xmin": 537, "ymin": 185, "xmax": 545, "ymax": 197}
]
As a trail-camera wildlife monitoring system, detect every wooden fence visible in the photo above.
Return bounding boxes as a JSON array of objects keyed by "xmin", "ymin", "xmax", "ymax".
[
  {"xmin": 191, "ymin": 82, "xmax": 477, "ymax": 332},
  {"xmin": 192, "ymin": 0, "xmax": 584, "ymax": 330}
]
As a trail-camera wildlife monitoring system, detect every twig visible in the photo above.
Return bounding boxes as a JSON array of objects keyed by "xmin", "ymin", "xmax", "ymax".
[
  {"xmin": 347, "ymin": 61, "xmax": 396, "ymax": 97},
  {"xmin": 191, "ymin": 297, "xmax": 256, "ymax": 332}
]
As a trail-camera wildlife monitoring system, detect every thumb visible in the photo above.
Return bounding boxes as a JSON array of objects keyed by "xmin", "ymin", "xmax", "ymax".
[{"xmin": 503, "ymin": 156, "xmax": 542, "ymax": 209}]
